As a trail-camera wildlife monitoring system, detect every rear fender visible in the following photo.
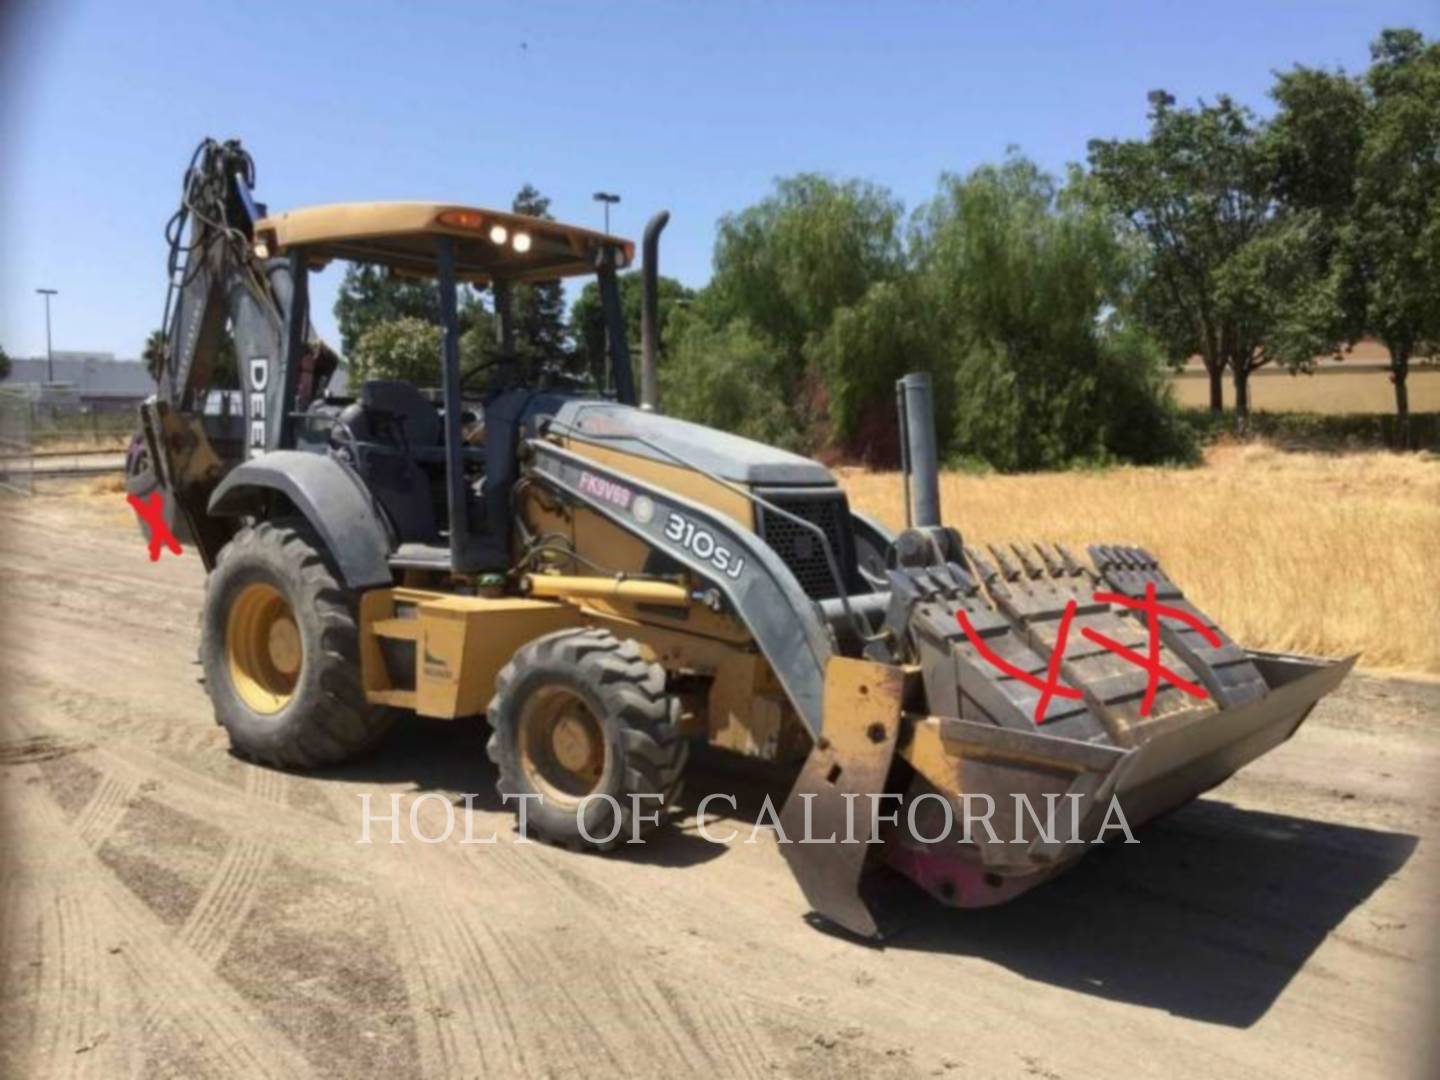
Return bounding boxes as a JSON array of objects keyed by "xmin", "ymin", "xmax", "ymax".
[{"xmin": 208, "ymin": 450, "xmax": 394, "ymax": 589}]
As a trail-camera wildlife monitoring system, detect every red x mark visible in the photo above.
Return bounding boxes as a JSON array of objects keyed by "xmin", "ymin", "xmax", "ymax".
[
  {"xmin": 1083, "ymin": 581, "xmax": 1215, "ymax": 715},
  {"xmin": 955, "ymin": 601, "xmax": 1082, "ymax": 725},
  {"xmin": 126, "ymin": 492, "xmax": 182, "ymax": 562}
]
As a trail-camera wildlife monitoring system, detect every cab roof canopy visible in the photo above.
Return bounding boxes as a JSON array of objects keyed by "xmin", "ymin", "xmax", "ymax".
[{"xmin": 254, "ymin": 201, "xmax": 634, "ymax": 284}]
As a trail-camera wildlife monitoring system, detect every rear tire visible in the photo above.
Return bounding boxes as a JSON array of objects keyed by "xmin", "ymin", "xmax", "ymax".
[
  {"xmin": 485, "ymin": 629, "xmax": 687, "ymax": 850},
  {"xmin": 200, "ymin": 519, "xmax": 394, "ymax": 768}
]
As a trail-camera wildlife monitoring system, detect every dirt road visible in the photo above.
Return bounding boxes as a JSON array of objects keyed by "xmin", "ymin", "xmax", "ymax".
[{"xmin": 2, "ymin": 491, "xmax": 1437, "ymax": 1079}]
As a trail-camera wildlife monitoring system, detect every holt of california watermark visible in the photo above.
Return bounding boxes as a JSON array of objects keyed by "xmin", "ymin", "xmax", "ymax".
[{"xmin": 356, "ymin": 791, "xmax": 1140, "ymax": 847}]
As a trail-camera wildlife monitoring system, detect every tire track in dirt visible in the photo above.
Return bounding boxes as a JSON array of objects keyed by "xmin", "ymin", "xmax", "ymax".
[
  {"xmin": 178, "ymin": 767, "xmax": 286, "ymax": 967},
  {"xmin": 324, "ymin": 782, "xmax": 535, "ymax": 1078},
  {"xmin": 349, "ymin": 785, "xmax": 773, "ymax": 1078},
  {"xmin": 323, "ymin": 785, "xmax": 636, "ymax": 1077},
  {"xmin": 179, "ymin": 838, "xmax": 271, "ymax": 966},
  {"xmin": 11, "ymin": 777, "xmax": 320, "ymax": 1079},
  {"xmin": 29, "ymin": 889, "xmax": 144, "ymax": 1078},
  {"xmin": 19, "ymin": 690, "xmax": 775, "ymax": 1077},
  {"xmin": 73, "ymin": 773, "xmax": 139, "ymax": 848}
]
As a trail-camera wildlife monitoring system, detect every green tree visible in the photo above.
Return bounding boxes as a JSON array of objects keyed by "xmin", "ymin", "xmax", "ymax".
[
  {"xmin": 1349, "ymin": 29, "xmax": 1440, "ymax": 447},
  {"xmin": 1088, "ymin": 93, "xmax": 1278, "ymax": 418},
  {"xmin": 709, "ymin": 174, "xmax": 905, "ymax": 389},
  {"xmin": 334, "ymin": 264, "xmax": 441, "ymax": 357},
  {"xmin": 806, "ymin": 277, "xmax": 939, "ymax": 461},
  {"xmin": 1257, "ymin": 62, "xmax": 1369, "ymax": 367},
  {"xmin": 1, "ymin": 344, "xmax": 12, "ymax": 382},
  {"xmin": 142, "ymin": 330, "xmax": 167, "ymax": 381},
  {"xmin": 912, "ymin": 156, "xmax": 1190, "ymax": 470},
  {"xmin": 660, "ymin": 317, "xmax": 799, "ymax": 450},
  {"xmin": 569, "ymin": 270, "xmax": 693, "ymax": 391},
  {"xmin": 510, "ymin": 184, "xmax": 569, "ymax": 368},
  {"xmin": 350, "ymin": 311, "xmax": 497, "ymax": 389},
  {"xmin": 349, "ymin": 317, "xmax": 444, "ymax": 387}
]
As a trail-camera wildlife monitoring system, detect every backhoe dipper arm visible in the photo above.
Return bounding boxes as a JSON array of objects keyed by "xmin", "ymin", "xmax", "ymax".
[{"xmin": 142, "ymin": 138, "xmax": 329, "ymax": 567}]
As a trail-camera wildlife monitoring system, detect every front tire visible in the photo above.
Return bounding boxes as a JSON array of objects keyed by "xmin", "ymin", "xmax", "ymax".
[
  {"xmin": 200, "ymin": 519, "xmax": 394, "ymax": 768},
  {"xmin": 485, "ymin": 629, "xmax": 687, "ymax": 850}
]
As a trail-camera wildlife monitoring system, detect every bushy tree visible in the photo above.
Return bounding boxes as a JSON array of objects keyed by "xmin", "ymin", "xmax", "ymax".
[
  {"xmin": 570, "ymin": 270, "xmax": 693, "ymax": 391},
  {"xmin": 349, "ymin": 317, "xmax": 444, "ymax": 387},
  {"xmin": 661, "ymin": 317, "xmax": 799, "ymax": 450},
  {"xmin": 0, "ymin": 345, "xmax": 10, "ymax": 382},
  {"xmin": 709, "ymin": 174, "xmax": 905, "ymax": 387},
  {"xmin": 1247, "ymin": 64, "xmax": 1368, "ymax": 376},
  {"xmin": 1259, "ymin": 30, "xmax": 1440, "ymax": 446},
  {"xmin": 912, "ymin": 157, "xmax": 1191, "ymax": 470},
  {"xmin": 1349, "ymin": 29, "xmax": 1440, "ymax": 447},
  {"xmin": 334, "ymin": 264, "xmax": 441, "ymax": 357},
  {"xmin": 350, "ymin": 309, "xmax": 498, "ymax": 389},
  {"xmin": 806, "ymin": 277, "xmax": 939, "ymax": 462}
]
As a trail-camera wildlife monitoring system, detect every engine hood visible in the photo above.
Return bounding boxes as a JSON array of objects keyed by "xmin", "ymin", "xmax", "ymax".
[{"xmin": 550, "ymin": 400, "xmax": 834, "ymax": 487}]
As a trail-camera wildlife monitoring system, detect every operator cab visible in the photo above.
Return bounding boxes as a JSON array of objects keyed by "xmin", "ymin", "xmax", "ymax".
[{"xmin": 251, "ymin": 201, "xmax": 638, "ymax": 575}]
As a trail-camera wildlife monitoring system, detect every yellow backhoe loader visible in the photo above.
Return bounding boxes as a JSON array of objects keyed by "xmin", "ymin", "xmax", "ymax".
[{"xmin": 135, "ymin": 138, "xmax": 1353, "ymax": 936}]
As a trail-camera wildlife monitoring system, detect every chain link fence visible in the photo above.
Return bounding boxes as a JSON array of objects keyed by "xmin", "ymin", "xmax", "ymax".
[{"xmin": 0, "ymin": 389, "xmax": 35, "ymax": 495}]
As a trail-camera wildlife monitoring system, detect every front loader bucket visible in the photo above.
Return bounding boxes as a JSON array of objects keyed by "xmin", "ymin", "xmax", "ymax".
[
  {"xmin": 1106, "ymin": 649, "xmax": 1354, "ymax": 826},
  {"xmin": 778, "ymin": 543, "xmax": 1355, "ymax": 937}
]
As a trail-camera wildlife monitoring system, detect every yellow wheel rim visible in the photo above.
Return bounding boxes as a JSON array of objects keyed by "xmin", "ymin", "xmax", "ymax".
[
  {"xmin": 226, "ymin": 582, "xmax": 302, "ymax": 714},
  {"xmin": 518, "ymin": 687, "xmax": 606, "ymax": 807}
]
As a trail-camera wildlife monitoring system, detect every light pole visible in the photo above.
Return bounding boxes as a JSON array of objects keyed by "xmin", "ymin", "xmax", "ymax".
[
  {"xmin": 592, "ymin": 191, "xmax": 620, "ymax": 234},
  {"xmin": 35, "ymin": 288, "xmax": 58, "ymax": 383}
]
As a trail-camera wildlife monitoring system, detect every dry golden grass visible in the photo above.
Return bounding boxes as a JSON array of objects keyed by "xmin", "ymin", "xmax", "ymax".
[
  {"xmin": 34, "ymin": 437, "xmax": 132, "ymax": 454},
  {"xmin": 839, "ymin": 443, "xmax": 1440, "ymax": 674},
  {"xmin": 1170, "ymin": 367, "xmax": 1440, "ymax": 413}
]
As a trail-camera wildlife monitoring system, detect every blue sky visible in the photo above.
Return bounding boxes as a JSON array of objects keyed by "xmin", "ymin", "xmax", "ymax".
[{"xmin": 2, "ymin": 1, "xmax": 1435, "ymax": 360}]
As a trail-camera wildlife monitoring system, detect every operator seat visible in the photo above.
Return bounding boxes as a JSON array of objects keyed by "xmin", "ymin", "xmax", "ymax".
[
  {"xmin": 336, "ymin": 380, "xmax": 442, "ymax": 545},
  {"xmin": 360, "ymin": 380, "xmax": 441, "ymax": 455}
]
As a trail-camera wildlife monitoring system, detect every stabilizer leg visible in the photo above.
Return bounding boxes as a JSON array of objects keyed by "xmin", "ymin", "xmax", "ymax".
[{"xmin": 777, "ymin": 658, "xmax": 905, "ymax": 938}]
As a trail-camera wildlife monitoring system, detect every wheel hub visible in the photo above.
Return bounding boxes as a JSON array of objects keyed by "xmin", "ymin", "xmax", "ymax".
[
  {"xmin": 518, "ymin": 687, "xmax": 605, "ymax": 804},
  {"xmin": 551, "ymin": 713, "xmax": 598, "ymax": 773},
  {"xmin": 226, "ymin": 582, "xmax": 301, "ymax": 714},
  {"xmin": 267, "ymin": 616, "xmax": 302, "ymax": 676}
]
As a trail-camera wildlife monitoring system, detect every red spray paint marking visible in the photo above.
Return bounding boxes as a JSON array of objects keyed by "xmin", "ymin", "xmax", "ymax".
[
  {"xmin": 126, "ymin": 492, "xmax": 182, "ymax": 562},
  {"xmin": 957, "ymin": 581, "xmax": 1216, "ymax": 723},
  {"xmin": 1087, "ymin": 582, "xmax": 1216, "ymax": 716},
  {"xmin": 955, "ymin": 601, "xmax": 1082, "ymax": 725}
]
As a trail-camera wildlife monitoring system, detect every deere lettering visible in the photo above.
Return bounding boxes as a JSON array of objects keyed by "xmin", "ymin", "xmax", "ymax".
[{"xmin": 248, "ymin": 356, "xmax": 269, "ymax": 452}]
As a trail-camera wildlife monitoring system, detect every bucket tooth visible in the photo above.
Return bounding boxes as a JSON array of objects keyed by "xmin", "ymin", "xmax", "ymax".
[
  {"xmin": 1009, "ymin": 542, "xmax": 1046, "ymax": 579},
  {"xmin": 902, "ymin": 553, "xmax": 1107, "ymax": 741},
  {"xmin": 971, "ymin": 541, "xmax": 1219, "ymax": 747},
  {"xmin": 1089, "ymin": 544, "xmax": 1268, "ymax": 707},
  {"xmin": 987, "ymin": 543, "xmax": 1023, "ymax": 583}
]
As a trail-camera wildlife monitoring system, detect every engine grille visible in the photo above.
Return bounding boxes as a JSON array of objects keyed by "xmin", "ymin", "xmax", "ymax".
[{"xmin": 754, "ymin": 488, "xmax": 857, "ymax": 600}]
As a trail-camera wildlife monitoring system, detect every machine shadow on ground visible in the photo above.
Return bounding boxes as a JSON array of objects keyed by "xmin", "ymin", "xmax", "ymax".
[
  {"xmin": 306, "ymin": 716, "xmax": 731, "ymax": 868},
  {"xmin": 873, "ymin": 798, "xmax": 1418, "ymax": 1028},
  {"xmin": 289, "ymin": 717, "xmax": 1417, "ymax": 1028}
]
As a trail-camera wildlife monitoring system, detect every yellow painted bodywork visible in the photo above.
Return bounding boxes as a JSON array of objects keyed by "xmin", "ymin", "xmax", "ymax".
[
  {"xmin": 363, "ymin": 589, "xmax": 580, "ymax": 718},
  {"xmin": 524, "ymin": 574, "xmax": 691, "ymax": 607},
  {"xmin": 356, "ymin": 436, "xmax": 813, "ymax": 762},
  {"xmin": 255, "ymin": 202, "xmax": 632, "ymax": 283},
  {"xmin": 556, "ymin": 435, "xmax": 755, "ymax": 529}
]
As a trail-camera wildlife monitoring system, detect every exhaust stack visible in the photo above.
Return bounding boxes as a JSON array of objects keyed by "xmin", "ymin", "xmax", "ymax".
[
  {"xmin": 639, "ymin": 210, "xmax": 670, "ymax": 412},
  {"xmin": 896, "ymin": 372, "xmax": 941, "ymax": 528}
]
